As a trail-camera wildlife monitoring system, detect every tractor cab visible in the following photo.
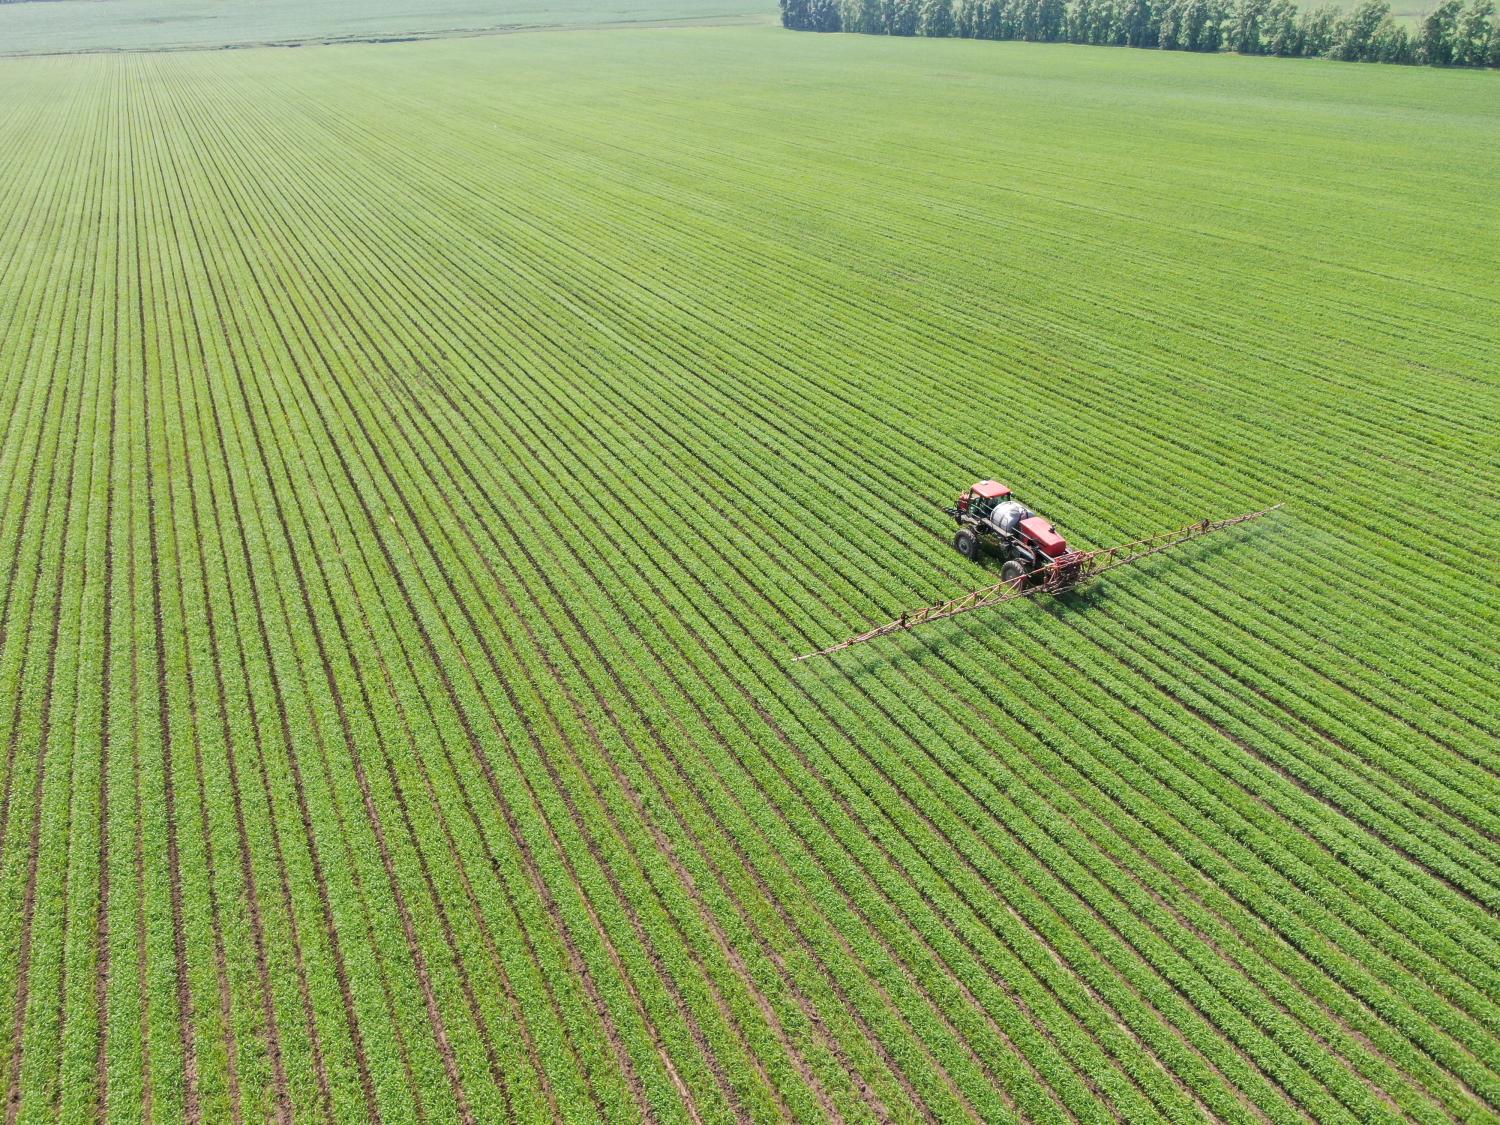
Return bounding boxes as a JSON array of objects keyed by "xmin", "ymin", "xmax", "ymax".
[{"xmin": 956, "ymin": 479, "xmax": 1011, "ymax": 521}]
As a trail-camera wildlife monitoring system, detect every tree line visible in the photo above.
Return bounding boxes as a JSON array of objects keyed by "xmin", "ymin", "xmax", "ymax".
[{"xmin": 781, "ymin": 0, "xmax": 1500, "ymax": 65}]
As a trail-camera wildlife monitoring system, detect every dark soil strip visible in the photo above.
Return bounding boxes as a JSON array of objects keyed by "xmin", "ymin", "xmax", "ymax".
[
  {"xmin": 131, "ymin": 394, "xmax": 153, "ymax": 1125},
  {"xmin": 93, "ymin": 355, "xmax": 116, "ymax": 1121},
  {"xmin": 137, "ymin": 191, "xmax": 204, "ymax": 1125},
  {"xmin": 120, "ymin": 78, "xmax": 156, "ymax": 1122},
  {"xmin": 92, "ymin": 66, "xmax": 131, "ymax": 1115}
]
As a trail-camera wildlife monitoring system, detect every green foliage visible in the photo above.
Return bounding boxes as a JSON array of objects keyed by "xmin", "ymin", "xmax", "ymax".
[
  {"xmin": 1454, "ymin": 0, "xmax": 1496, "ymax": 62},
  {"xmin": 1329, "ymin": 0, "xmax": 1391, "ymax": 58},
  {"xmin": 789, "ymin": 0, "xmax": 1498, "ymax": 67},
  {"xmin": 1228, "ymin": 0, "xmax": 1270, "ymax": 52},
  {"xmin": 1295, "ymin": 2, "xmax": 1339, "ymax": 51},
  {"xmin": 1420, "ymin": 0, "xmax": 1464, "ymax": 60},
  {"xmin": 1158, "ymin": 0, "xmax": 1225, "ymax": 49},
  {"xmin": 920, "ymin": 0, "xmax": 957, "ymax": 34},
  {"xmin": 842, "ymin": 0, "xmax": 887, "ymax": 34},
  {"xmin": 1262, "ymin": 0, "xmax": 1302, "ymax": 50}
]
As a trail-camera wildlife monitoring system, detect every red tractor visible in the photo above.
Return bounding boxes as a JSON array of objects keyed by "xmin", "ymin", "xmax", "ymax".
[{"xmin": 946, "ymin": 480, "xmax": 1077, "ymax": 589}]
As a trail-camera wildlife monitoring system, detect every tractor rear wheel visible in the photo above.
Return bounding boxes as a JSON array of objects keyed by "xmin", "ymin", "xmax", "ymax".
[
  {"xmin": 954, "ymin": 529, "xmax": 981, "ymax": 561},
  {"xmin": 1001, "ymin": 560, "xmax": 1029, "ymax": 589}
]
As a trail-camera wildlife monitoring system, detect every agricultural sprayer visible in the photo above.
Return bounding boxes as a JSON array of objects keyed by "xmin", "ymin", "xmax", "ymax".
[{"xmin": 794, "ymin": 480, "xmax": 1280, "ymax": 661}]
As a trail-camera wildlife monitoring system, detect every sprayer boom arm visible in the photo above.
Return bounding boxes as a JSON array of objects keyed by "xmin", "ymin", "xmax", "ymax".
[{"xmin": 793, "ymin": 504, "xmax": 1282, "ymax": 662}]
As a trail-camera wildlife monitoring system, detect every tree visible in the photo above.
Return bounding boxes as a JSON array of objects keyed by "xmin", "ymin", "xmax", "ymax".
[
  {"xmin": 920, "ymin": 0, "xmax": 957, "ymax": 33},
  {"xmin": 884, "ymin": 0, "xmax": 921, "ymax": 32},
  {"xmin": 1117, "ymin": 0, "xmax": 1158, "ymax": 44},
  {"xmin": 987, "ymin": 0, "xmax": 1011, "ymax": 35},
  {"xmin": 807, "ymin": 0, "xmax": 843, "ymax": 28},
  {"xmin": 1160, "ymin": 0, "xmax": 1223, "ymax": 48},
  {"xmin": 969, "ymin": 0, "xmax": 1004, "ymax": 35},
  {"xmin": 1330, "ymin": 0, "xmax": 1391, "ymax": 58},
  {"xmin": 1263, "ymin": 0, "xmax": 1302, "ymax": 50},
  {"xmin": 842, "ymin": 0, "xmax": 884, "ymax": 32},
  {"xmin": 1022, "ymin": 0, "xmax": 1068, "ymax": 37},
  {"xmin": 1297, "ymin": 3, "xmax": 1338, "ymax": 53},
  {"xmin": 1373, "ymin": 17, "xmax": 1416, "ymax": 58},
  {"xmin": 1158, "ymin": 0, "xmax": 1184, "ymax": 45},
  {"xmin": 1195, "ymin": 0, "xmax": 1226, "ymax": 48},
  {"xmin": 1455, "ymin": 0, "xmax": 1495, "ymax": 61},
  {"xmin": 784, "ymin": 0, "xmax": 1493, "ymax": 69},
  {"xmin": 1068, "ymin": 0, "xmax": 1099, "ymax": 40},
  {"xmin": 1229, "ymin": 0, "xmax": 1270, "ymax": 50},
  {"xmin": 1420, "ymin": 0, "xmax": 1462, "ymax": 62}
]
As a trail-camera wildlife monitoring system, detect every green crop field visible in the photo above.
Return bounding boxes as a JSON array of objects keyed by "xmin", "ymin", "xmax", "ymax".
[
  {"xmin": 0, "ymin": 20, "xmax": 1497, "ymax": 1124},
  {"xmin": 0, "ymin": 0, "xmax": 769, "ymax": 58}
]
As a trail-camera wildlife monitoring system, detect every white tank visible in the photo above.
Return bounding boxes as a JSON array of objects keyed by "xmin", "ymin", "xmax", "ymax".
[{"xmin": 987, "ymin": 501, "xmax": 1031, "ymax": 536}]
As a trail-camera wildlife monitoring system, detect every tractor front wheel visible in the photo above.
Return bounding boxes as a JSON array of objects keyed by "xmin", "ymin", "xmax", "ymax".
[
  {"xmin": 954, "ymin": 529, "xmax": 981, "ymax": 561},
  {"xmin": 1001, "ymin": 560, "xmax": 1029, "ymax": 589}
]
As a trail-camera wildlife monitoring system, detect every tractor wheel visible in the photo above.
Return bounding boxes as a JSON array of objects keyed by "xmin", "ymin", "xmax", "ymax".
[
  {"xmin": 954, "ymin": 529, "xmax": 981, "ymax": 561},
  {"xmin": 1001, "ymin": 560, "xmax": 1029, "ymax": 589}
]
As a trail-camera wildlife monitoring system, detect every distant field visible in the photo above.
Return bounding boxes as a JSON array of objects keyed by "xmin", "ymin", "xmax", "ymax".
[
  {"xmin": 0, "ymin": 0, "xmax": 768, "ymax": 56},
  {"xmin": 0, "ymin": 25, "xmax": 1497, "ymax": 1124}
]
